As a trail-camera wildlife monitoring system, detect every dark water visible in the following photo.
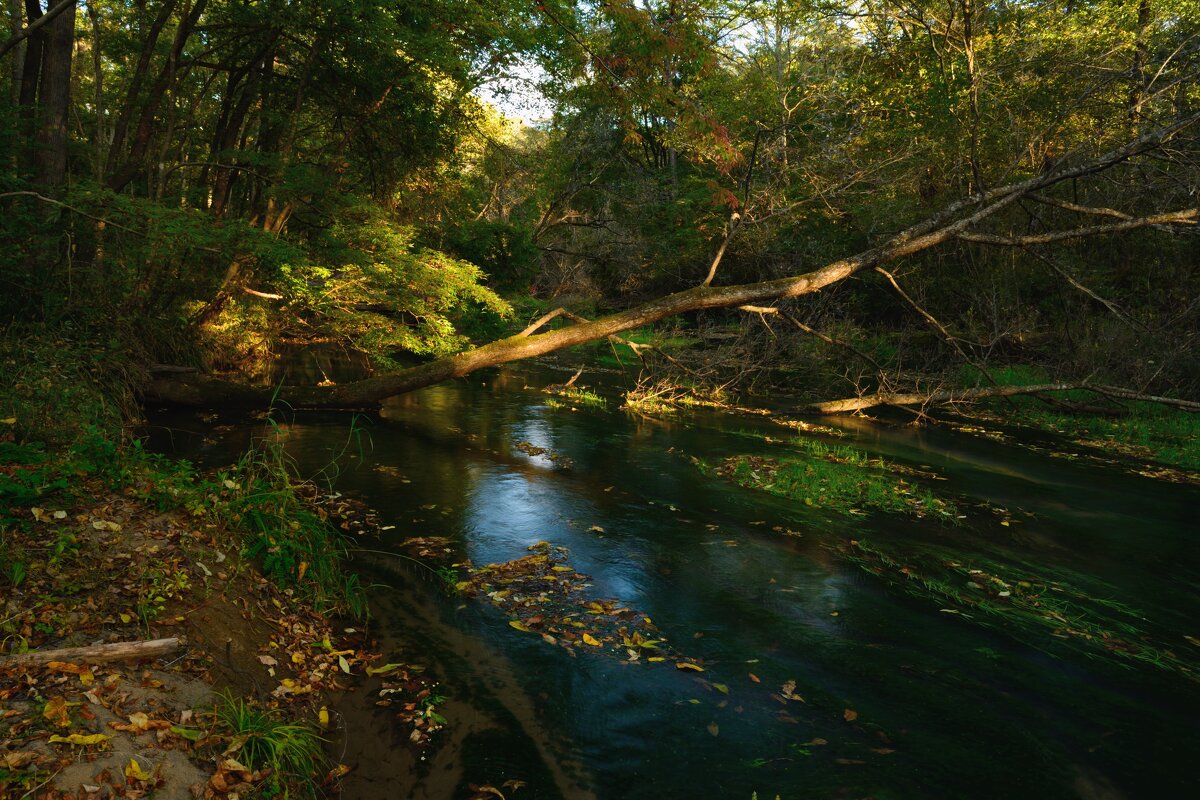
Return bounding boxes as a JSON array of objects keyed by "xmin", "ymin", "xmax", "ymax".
[{"xmin": 145, "ymin": 354, "xmax": 1200, "ymax": 800}]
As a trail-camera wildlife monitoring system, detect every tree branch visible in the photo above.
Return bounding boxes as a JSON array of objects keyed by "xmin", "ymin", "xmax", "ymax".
[
  {"xmin": 958, "ymin": 209, "xmax": 1196, "ymax": 246},
  {"xmin": 0, "ymin": 0, "xmax": 73, "ymax": 61}
]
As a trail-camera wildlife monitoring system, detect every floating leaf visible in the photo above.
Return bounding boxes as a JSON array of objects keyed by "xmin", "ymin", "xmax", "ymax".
[
  {"xmin": 676, "ymin": 662, "xmax": 705, "ymax": 672},
  {"xmin": 582, "ymin": 633, "xmax": 601, "ymax": 646},
  {"xmin": 319, "ymin": 707, "xmax": 331, "ymax": 729},
  {"xmin": 509, "ymin": 620, "xmax": 531, "ymax": 632},
  {"xmin": 712, "ymin": 683, "xmax": 729, "ymax": 694},
  {"xmin": 365, "ymin": 663, "xmax": 404, "ymax": 677},
  {"xmin": 338, "ymin": 655, "xmax": 351, "ymax": 674},
  {"xmin": 843, "ymin": 708, "xmax": 859, "ymax": 722},
  {"xmin": 748, "ymin": 673, "xmax": 760, "ymax": 683},
  {"xmin": 706, "ymin": 722, "xmax": 720, "ymax": 737}
]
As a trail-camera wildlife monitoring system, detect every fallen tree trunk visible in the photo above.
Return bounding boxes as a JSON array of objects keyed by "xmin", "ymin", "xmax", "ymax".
[
  {"xmin": 0, "ymin": 637, "xmax": 182, "ymax": 667},
  {"xmin": 807, "ymin": 384, "xmax": 1200, "ymax": 414},
  {"xmin": 140, "ymin": 115, "xmax": 1200, "ymax": 410}
]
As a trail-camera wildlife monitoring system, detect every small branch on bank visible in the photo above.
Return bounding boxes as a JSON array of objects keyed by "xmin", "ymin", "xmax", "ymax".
[
  {"xmin": 0, "ymin": 637, "xmax": 182, "ymax": 667},
  {"xmin": 243, "ymin": 287, "xmax": 283, "ymax": 300},
  {"xmin": 806, "ymin": 383, "xmax": 1200, "ymax": 414}
]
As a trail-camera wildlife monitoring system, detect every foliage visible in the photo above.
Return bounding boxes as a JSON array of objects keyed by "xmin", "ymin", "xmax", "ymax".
[
  {"xmin": 278, "ymin": 202, "xmax": 512, "ymax": 364},
  {"xmin": 212, "ymin": 430, "xmax": 366, "ymax": 617}
]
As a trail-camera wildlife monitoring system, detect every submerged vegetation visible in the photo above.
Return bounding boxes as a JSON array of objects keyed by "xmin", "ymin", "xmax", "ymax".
[
  {"xmin": 702, "ymin": 437, "xmax": 959, "ymax": 521},
  {"xmin": 840, "ymin": 539, "xmax": 1196, "ymax": 681}
]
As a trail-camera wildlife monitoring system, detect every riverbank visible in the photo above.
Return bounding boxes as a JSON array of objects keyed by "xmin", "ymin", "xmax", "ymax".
[{"xmin": 0, "ymin": 335, "xmax": 443, "ymax": 798}]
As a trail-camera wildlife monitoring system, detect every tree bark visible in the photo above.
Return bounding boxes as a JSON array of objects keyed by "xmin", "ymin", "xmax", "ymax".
[{"xmin": 32, "ymin": 0, "xmax": 73, "ymax": 188}]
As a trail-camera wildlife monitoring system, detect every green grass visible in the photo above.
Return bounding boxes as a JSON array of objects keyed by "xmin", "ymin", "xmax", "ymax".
[
  {"xmin": 702, "ymin": 437, "xmax": 958, "ymax": 520},
  {"xmin": 547, "ymin": 386, "xmax": 608, "ymax": 410},
  {"xmin": 215, "ymin": 429, "xmax": 367, "ymax": 617},
  {"xmin": 215, "ymin": 693, "xmax": 325, "ymax": 798}
]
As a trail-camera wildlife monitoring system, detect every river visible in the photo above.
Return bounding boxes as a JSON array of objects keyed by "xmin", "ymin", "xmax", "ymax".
[{"xmin": 144, "ymin": 353, "xmax": 1200, "ymax": 800}]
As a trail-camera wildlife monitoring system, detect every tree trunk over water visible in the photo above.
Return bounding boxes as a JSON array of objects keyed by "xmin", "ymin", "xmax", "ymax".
[{"xmin": 142, "ymin": 115, "xmax": 1200, "ymax": 410}]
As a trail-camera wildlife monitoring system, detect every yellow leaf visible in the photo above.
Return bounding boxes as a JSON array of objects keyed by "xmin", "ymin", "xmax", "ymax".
[
  {"xmin": 508, "ymin": 620, "xmax": 531, "ymax": 632},
  {"xmin": 676, "ymin": 662, "xmax": 705, "ymax": 672},
  {"xmin": 338, "ymin": 655, "xmax": 351, "ymax": 674},
  {"xmin": 47, "ymin": 661, "xmax": 86, "ymax": 675},
  {"xmin": 119, "ymin": 612, "xmax": 132, "ymax": 624},
  {"xmin": 0, "ymin": 417, "xmax": 16, "ymax": 425},
  {"xmin": 125, "ymin": 757, "xmax": 153, "ymax": 781},
  {"xmin": 42, "ymin": 697, "xmax": 71, "ymax": 728},
  {"xmin": 292, "ymin": 651, "xmax": 305, "ymax": 664},
  {"xmin": 582, "ymin": 633, "xmax": 601, "ymax": 646},
  {"xmin": 297, "ymin": 561, "xmax": 308, "ymax": 581},
  {"xmin": 48, "ymin": 733, "xmax": 111, "ymax": 747},
  {"xmin": 318, "ymin": 707, "xmax": 330, "ymax": 729},
  {"xmin": 79, "ymin": 671, "xmax": 94, "ymax": 686}
]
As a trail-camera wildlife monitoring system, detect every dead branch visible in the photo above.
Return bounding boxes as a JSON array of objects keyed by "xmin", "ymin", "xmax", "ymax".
[
  {"xmin": 807, "ymin": 383, "xmax": 1200, "ymax": 414},
  {"xmin": 1026, "ymin": 249, "xmax": 1150, "ymax": 332},
  {"xmin": 0, "ymin": 637, "xmax": 182, "ymax": 667},
  {"xmin": 957, "ymin": 208, "xmax": 1196, "ymax": 246},
  {"xmin": 739, "ymin": 305, "xmax": 885, "ymax": 373}
]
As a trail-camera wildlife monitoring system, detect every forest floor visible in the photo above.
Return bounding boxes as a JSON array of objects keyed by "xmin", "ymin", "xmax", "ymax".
[{"xmin": 0, "ymin": 440, "xmax": 443, "ymax": 800}]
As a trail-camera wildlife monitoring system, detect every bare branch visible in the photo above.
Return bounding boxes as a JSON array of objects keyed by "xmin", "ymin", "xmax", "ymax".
[
  {"xmin": 1026, "ymin": 249, "xmax": 1150, "ymax": 332},
  {"xmin": 958, "ymin": 209, "xmax": 1197, "ymax": 246}
]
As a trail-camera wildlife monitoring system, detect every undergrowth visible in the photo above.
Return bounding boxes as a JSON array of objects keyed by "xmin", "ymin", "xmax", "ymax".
[{"xmin": 215, "ymin": 692, "xmax": 325, "ymax": 798}]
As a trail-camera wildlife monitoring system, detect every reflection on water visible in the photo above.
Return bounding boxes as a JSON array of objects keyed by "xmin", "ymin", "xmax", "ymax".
[{"xmin": 145, "ymin": 358, "xmax": 1200, "ymax": 799}]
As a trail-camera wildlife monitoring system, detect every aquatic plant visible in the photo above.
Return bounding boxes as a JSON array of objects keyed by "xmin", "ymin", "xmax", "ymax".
[
  {"xmin": 839, "ymin": 539, "xmax": 1196, "ymax": 681},
  {"xmin": 702, "ymin": 436, "xmax": 958, "ymax": 521}
]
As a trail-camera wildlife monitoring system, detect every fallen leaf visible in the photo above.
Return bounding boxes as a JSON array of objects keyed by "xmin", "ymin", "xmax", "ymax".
[
  {"xmin": 509, "ymin": 620, "xmax": 531, "ymax": 633},
  {"xmin": 843, "ymin": 708, "xmax": 859, "ymax": 722},
  {"xmin": 125, "ymin": 757, "xmax": 152, "ymax": 781},
  {"xmin": 365, "ymin": 663, "xmax": 404, "ymax": 677},
  {"xmin": 706, "ymin": 722, "xmax": 720, "ymax": 737},
  {"xmin": 676, "ymin": 662, "xmax": 705, "ymax": 672},
  {"xmin": 582, "ymin": 633, "xmax": 601, "ymax": 646},
  {"xmin": 43, "ymin": 696, "xmax": 71, "ymax": 728},
  {"xmin": 748, "ymin": 673, "xmax": 760, "ymax": 683},
  {"xmin": 169, "ymin": 726, "xmax": 204, "ymax": 741},
  {"xmin": 48, "ymin": 733, "xmax": 112, "ymax": 747}
]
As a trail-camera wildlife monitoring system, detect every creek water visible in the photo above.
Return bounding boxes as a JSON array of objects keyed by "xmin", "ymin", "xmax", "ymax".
[{"xmin": 144, "ymin": 352, "xmax": 1200, "ymax": 800}]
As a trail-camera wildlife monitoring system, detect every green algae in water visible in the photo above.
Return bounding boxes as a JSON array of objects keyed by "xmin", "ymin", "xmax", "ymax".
[
  {"xmin": 701, "ymin": 437, "xmax": 959, "ymax": 521},
  {"xmin": 840, "ymin": 539, "xmax": 1197, "ymax": 681}
]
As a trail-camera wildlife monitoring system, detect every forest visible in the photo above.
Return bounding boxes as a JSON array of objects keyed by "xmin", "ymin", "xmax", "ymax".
[{"xmin": 2, "ymin": 1, "xmax": 1199, "ymax": 799}]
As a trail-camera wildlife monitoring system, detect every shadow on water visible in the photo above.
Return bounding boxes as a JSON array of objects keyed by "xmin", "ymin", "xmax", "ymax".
[{"xmin": 143, "ymin": 355, "xmax": 1200, "ymax": 799}]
